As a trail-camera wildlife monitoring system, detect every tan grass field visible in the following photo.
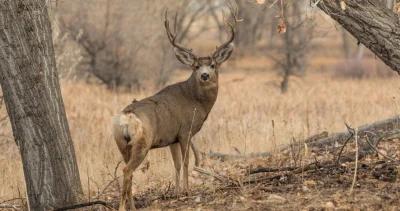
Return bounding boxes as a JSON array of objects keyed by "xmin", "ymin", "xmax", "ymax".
[{"xmin": 0, "ymin": 59, "xmax": 399, "ymax": 202}]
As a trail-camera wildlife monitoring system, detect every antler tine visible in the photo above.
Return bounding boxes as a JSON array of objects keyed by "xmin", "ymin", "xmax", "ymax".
[
  {"xmin": 164, "ymin": 9, "xmax": 194, "ymax": 55},
  {"xmin": 223, "ymin": 24, "xmax": 235, "ymax": 46},
  {"xmin": 164, "ymin": 10, "xmax": 176, "ymax": 44},
  {"xmin": 214, "ymin": 2, "xmax": 237, "ymax": 52}
]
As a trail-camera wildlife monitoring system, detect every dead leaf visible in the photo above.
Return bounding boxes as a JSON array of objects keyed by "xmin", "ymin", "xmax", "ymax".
[
  {"xmin": 340, "ymin": 0, "xmax": 346, "ymax": 11},
  {"xmin": 325, "ymin": 201, "xmax": 335, "ymax": 208},
  {"xmin": 256, "ymin": 0, "xmax": 266, "ymax": 4},
  {"xmin": 395, "ymin": 3, "xmax": 400, "ymax": 13},
  {"xmin": 266, "ymin": 194, "xmax": 287, "ymax": 204},
  {"xmin": 277, "ymin": 18, "xmax": 286, "ymax": 34},
  {"xmin": 303, "ymin": 180, "xmax": 317, "ymax": 187}
]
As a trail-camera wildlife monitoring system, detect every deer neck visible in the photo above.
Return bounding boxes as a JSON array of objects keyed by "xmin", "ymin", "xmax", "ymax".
[{"xmin": 184, "ymin": 73, "xmax": 218, "ymax": 112}]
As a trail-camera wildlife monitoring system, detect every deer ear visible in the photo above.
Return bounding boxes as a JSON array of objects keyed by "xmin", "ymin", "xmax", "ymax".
[
  {"xmin": 212, "ymin": 43, "xmax": 234, "ymax": 64},
  {"xmin": 174, "ymin": 47, "xmax": 196, "ymax": 66}
]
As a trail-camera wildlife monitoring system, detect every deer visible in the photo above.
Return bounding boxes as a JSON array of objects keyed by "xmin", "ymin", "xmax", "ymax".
[{"xmin": 112, "ymin": 10, "xmax": 235, "ymax": 211}]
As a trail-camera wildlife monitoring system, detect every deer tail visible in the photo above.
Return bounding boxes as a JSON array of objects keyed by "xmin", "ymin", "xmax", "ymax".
[{"xmin": 112, "ymin": 113, "xmax": 144, "ymax": 154}]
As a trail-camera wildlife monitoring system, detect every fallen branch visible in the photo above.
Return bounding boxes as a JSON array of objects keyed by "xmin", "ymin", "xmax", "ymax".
[
  {"xmin": 193, "ymin": 166, "xmax": 238, "ymax": 186},
  {"xmin": 336, "ymin": 123, "xmax": 355, "ymax": 164},
  {"xmin": 0, "ymin": 204, "xmax": 20, "ymax": 210},
  {"xmin": 244, "ymin": 172, "xmax": 290, "ymax": 185},
  {"xmin": 249, "ymin": 117, "xmax": 400, "ymax": 175},
  {"xmin": 365, "ymin": 135, "xmax": 400, "ymax": 164},
  {"xmin": 193, "ymin": 166, "xmax": 229, "ymax": 183},
  {"xmin": 308, "ymin": 115, "xmax": 400, "ymax": 151},
  {"xmin": 205, "ymin": 151, "xmax": 271, "ymax": 161},
  {"xmin": 53, "ymin": 200, "xmax": 114, "ymax": 211},
  {"xmin": 207, "ymin": 116, "xmax": 400, "ymax": 184},
  {"xmin": 248, "ymin": 158, "xmax": 350, "ymax": 176},
  {"xmin": 249, "ymin": 166, "xmax": 297, "ymax": 174},
  {"xmin": 245, "ymin": 158, "xmax": 393, "ymax": 185},
  {"xmin": 202, "ymin": 131, "xmax": 330, "ymax": 162}
]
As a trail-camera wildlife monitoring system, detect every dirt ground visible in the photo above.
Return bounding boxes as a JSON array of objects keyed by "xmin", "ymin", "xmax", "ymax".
[
  {"xmin": 86, "ymin": 137, "xmax": 400, "ymax": 211},
  {"xmin": 1, "ymin": 72, "xmax": 399, "ymax": 211},
  {"xmin": 135, "ymin": 163, "xmax": 398, "ymax": 210}
]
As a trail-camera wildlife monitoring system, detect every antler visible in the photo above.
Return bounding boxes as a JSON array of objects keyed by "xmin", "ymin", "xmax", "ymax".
[
  {"xmin": 213, "ymin": 23, "xmax": 235, "ymax": 54},
  {"xmin": 213, "ymin": 2, "xmax": 237, "ymax": 55},
  {"xmin": 164, "ymin": 10, "xmax": 196, "ymax": 58}
]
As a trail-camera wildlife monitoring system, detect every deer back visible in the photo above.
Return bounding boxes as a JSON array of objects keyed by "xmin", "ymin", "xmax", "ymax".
[{"xmin": 122, "ymin": 80, "xmax": 216, "ymax": 149}]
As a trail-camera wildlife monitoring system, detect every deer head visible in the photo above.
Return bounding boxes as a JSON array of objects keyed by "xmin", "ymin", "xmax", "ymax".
[{"xmin": 164, "ymin": 10, "xmax": 235, "ymax": 88}]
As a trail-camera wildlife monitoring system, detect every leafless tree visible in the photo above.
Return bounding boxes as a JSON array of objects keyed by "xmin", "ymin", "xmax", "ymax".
[
  {"xmin": 58, "ymin": 0, "xmax": 142, "ymax": 88},
  {"xmin": 57, "ymin": 0, "xmax": 212, "ymax": 88},
  {"xmin": 269, "ymin": 0, "xmax": 316, "ymax": 93},
  {"xmin": 235, "ymin": 0, "xmax": 271, "ymax": 52}
]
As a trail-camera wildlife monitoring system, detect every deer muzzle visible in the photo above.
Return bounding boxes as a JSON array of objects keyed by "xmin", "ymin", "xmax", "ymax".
[{"xmin": 201, "ymin": 73, "xmax": 210, "ymax": 81}]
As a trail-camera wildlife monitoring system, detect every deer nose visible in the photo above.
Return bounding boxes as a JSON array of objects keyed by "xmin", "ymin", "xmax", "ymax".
[{"xmin": 201, "ymin": 73, "xmax": 210, "ymax": 81}]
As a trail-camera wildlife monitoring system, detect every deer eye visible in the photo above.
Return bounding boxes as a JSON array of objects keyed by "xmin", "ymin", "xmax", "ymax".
[
  {"xmin": 194, "ymin": 65, "xmax": 200, "ymax": 70},
  {"xmin": 210, "ymin": 64, "xmax": 215, "ymax": 69}
]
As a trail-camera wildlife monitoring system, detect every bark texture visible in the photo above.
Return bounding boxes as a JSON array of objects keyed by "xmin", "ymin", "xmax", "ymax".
[
  {"xmin": 317, "ymin": 0, "xmax": 400, "ymax": 74},
  {"xmin": 0, "ymin": 1, "xmax": 82, "ymax": 210}
]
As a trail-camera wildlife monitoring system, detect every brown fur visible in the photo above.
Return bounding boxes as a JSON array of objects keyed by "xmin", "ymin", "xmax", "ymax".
[
  {"xmin": 113, "ymin": 11, "xmax": 235, "ymax": 211},
  {"xmin": 122, "ymin": 72, "xmax": 218, "ymax": 148}
]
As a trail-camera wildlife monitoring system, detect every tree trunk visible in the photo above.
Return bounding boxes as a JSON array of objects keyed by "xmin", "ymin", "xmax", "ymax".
[
  {"xmin": 316, "ymin": 0, "xmax": 400, "ymax": 74},
  {"xmin": 0, "ymin": 1, "xmax": 83, "ymax": 210},
  {"xmin": 386, "ymin": 0, "xmax": 395, "ymax": 10},
  {"xmin": 281, "ymin": 69, "xmax": 290, "ymax": 93}
]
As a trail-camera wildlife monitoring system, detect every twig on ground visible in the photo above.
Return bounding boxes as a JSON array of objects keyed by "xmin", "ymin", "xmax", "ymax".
[
  {"xmin": 193, "ymin": 166, "xmax": 227, "ymax": 183},
  {"xmin": 98, "ymin": 175, "xmax": 121, "ymax": 199},
  {"xmin": 349, "ymin": 127, "xmax": 359, "ymax": 195},
  {"xmin": 53, "ymin": 200, "xmax": 115, "ymax": 211},
  {"xmin": 336, "ymin": 123, "xmax": 355, "ymax": 164},
  {"xmin": 96, "ymin": 161, "xmax": 123, "ymax": 199},
  {"xmin": 244, "ymin": 172, "xmax": 290, "ymax": 185},
  {"xmin": 0, "ymin": 204, "xmax": 20, "ymax": 210},
  {"xmin": 249, "ymin": 166, "xmax": 297, "ymax": 174},
  {"xmin": 365, "ymin": 136, "xmax": 400, "ymax": 164},
  {"xmin": 193, "ymin": 166, "xmax": 237, "ymax": 186},
  {"xmin": 205, "ymin": 151, "xmax": 271, "ymax": 161}
]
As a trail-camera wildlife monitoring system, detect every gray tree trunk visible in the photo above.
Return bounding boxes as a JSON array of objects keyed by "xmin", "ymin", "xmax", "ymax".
[
  {"xmin": 386, "ymin": 0, "xmax": 395, "ymax": 9},
  {"xmin": 0, "ymin": 1, "xmax": 83, "ymax": 210},
  {"xmin": 316, "ymin": 0, "xmax": 400, "ymax": 74}
]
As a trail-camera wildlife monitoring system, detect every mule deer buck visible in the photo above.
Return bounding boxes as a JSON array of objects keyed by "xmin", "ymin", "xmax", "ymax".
[{"xmin": 113, "ymin": 10, "xmax": 235, "ymax": 210}]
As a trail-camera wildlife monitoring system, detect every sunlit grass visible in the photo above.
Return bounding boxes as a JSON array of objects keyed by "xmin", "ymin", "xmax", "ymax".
[{"xmin": 0, "ymin": 68, "xmax": 399, "ymax": 200}]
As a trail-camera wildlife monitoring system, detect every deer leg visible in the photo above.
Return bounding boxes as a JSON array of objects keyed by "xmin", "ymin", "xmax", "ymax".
[
  {"xmin": 126, "ymin": 174, "xmax": 134, "ymax": 210},
  {"xmin": 119, "ymin": 141, "xmax": 149, "ymax": 211},
  {"xmin": 180, "ymin": 140, "xmax": 190, "ymax": 193},
  {"xmin": 169, "ymin": 143, "xmax": 182, "ymax": 195},
  {"xmin": 190, "ymin": 142, "xmax": 201, "ymax": 167}
]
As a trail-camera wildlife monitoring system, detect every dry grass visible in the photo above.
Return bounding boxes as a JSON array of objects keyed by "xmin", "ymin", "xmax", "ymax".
[{"xmin": 0, "ymin": 63, "xmax": 399, "ymax": 201}]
